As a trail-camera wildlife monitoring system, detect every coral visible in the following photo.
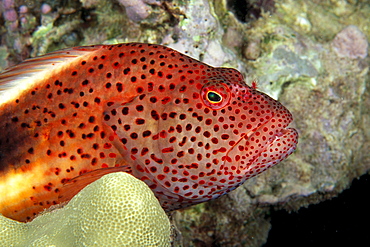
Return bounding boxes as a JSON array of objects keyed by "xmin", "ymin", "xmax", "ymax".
[
  {"xmin": 118, "ymin": 0, "xmax": 160, "ymax": 22},
  {"xmin": 1, "ymin": 0, "xmax": 369, "ymax": 246},
  {"xmin": 3, "ymin": 8, "xmax": 17, "ymax": 21},
  {"xmin": 332, "ymin": 25, "xmax": 368, "ymax": 59},
  {"xmin": 40, "ymin": 3, "xmax": 52, "ymax": 15},
  {"xmin": 0, "ymin": 172, "xmax": 171, "ymax": 247},
  {"xmin": 1, "ymin": 0, "xmax": 18, "ymax": 30},
  {"xmin": 0, "ymin": 46, "xmax": 9, "ymax": 71}
]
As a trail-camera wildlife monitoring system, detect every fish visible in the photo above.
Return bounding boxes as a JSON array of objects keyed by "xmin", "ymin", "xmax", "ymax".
[{"xmin": 0, "ymin": 43, "xmax": 298, "ymax": 222}]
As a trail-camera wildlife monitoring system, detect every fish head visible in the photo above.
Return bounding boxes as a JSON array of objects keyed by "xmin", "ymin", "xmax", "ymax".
[{"xmin": 104, "ymin": 63, "xmax": 298, "ymax": 210}]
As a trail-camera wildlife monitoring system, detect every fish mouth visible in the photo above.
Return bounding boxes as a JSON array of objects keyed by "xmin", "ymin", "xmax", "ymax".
[
  {"xmin": 241, "ymin": 117, "xmax": 298, "ymax": 175},
  {"xmin": 226, "ymin": 114, "xmax": 298, "ymax": 179},
  {"xmin": 264, "ymin": 127, "xmax": 298, "ymax": 156}
]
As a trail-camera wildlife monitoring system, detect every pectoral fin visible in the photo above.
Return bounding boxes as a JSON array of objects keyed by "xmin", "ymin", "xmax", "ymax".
[{"xmin": 58, "ymin": 166, "xmax": 132, "ymax": 202}]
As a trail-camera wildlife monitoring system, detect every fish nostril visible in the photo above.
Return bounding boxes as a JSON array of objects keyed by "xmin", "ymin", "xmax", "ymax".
[{"xmin": 241, "ymin": 92, "xmax": 253, "ymax": 102}]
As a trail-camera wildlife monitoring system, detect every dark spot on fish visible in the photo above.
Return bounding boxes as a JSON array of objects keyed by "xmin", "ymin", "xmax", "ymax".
[
  {"xmin": 21, "ymin": 123, "xmax": 31, "ymax": 128},
  {"xmin": 136, "ymin": 105, "xmax": 143, "ymax": 112},
  {"xmin": 116, "ymin": 83, "xmax": 123, "ymax": 92},
  {"xmin": 123, "ymin": 68, "xmax": 130, "ymax": 74}
]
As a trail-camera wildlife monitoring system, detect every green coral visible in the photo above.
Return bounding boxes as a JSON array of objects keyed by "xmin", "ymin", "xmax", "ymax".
[
  {"xmin": 0, "ymin": 46, "xmax": 9, "ymax": 71},
  {"xmin": 0, "ymin": 172, "xmax": 171, "ymax": 247}
]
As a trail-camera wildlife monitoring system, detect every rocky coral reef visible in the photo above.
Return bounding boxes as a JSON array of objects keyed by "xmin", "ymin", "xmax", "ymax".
[{"xmin": 0, "ymin": 0, "xmax": 369, "ymax": 246}]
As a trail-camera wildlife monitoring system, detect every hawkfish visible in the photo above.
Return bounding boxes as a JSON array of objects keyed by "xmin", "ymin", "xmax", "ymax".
[{"xmin": 0, "ymin": 43, "xmax": 298, "ymax": 222}]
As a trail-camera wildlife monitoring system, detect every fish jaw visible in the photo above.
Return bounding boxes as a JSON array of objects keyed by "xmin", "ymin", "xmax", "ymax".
[
  {"xmin": 239, "ymin": 126, "xmax": 298, "ymax": 180},
  {"xmin": 225, "ymin": 107, "xmax": 298, "ymax": 185},
  {"xmin": 249, "ymin": 127, "xmax": 298, "ymax": 173}
]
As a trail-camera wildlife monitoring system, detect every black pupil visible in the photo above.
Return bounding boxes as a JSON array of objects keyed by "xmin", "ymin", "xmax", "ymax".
[{"xmin": 207, "ymin": 91, "xmax": 221, "ymax": 102}]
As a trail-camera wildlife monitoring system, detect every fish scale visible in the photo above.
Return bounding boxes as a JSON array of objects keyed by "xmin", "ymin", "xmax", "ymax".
[{"xmin": 0, "ymin": 43, "xmax": 298, "ymax": 222}]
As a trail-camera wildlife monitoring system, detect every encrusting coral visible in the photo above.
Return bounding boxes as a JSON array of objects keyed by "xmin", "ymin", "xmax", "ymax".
[{"xmin": 0, "ymin": 172, "xmax": 171, "ymax": 247}]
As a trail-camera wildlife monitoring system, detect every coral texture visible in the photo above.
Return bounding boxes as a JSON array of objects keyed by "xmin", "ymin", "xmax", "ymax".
[
  {"xmin": 0, "ymin": 172, "xmax": 171, "ymax": 247},
  {"xmin": 332, "ymin": 25, "xmax": 368, "ymax": 59},
  {"xmin": 0, "ymin": 0, "xmax": 369, "ymax": 246}
]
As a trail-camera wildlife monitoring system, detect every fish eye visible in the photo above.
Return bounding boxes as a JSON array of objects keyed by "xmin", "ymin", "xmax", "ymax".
[
  {"xmin": 201, "ymin": 82, "xmax": 230, "ymax": 110},
  {"xmin": 207, "ymin": 91, "xmax": 222, "ymax": 103}
]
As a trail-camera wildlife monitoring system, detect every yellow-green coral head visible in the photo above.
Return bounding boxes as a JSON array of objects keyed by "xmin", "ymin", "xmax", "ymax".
[{"xmin": 0, "ymin": 172, "xmax": 171, "ymax": 247}]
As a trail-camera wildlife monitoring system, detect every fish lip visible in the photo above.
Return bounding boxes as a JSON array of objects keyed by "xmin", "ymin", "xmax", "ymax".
[
  {"xmin": 268, "ymin": 127, "xmax": 289, "ymax": 143},
  {"xmin": 232, "ymin": 116, "xmax": 298, "ymax": 169},
  {"xmin": 257, "ymin": 120, "xmax": 298, "ymax": 157},
  {"xmin": 261, "ymin": 115, "xmax": 297, "ymax": 149},
  {"xmin": 269, "ymin": 126, "xmax": 298, "ymax": 156}
]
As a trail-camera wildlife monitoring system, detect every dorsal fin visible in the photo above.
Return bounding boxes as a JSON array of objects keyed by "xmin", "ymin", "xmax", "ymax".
[{"xmin": 0, "ymin": 45, "xmax": 104, "ymax": 105}]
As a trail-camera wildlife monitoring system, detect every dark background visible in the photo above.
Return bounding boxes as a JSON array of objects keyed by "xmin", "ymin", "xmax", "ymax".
[{"xmin": 264, "ymin": 173, "xmax": 370, "ymax": 247}]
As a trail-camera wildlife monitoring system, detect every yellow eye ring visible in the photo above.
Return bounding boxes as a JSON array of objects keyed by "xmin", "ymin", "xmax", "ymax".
[
  {"xmin": 201, "ymin": 82, "xmax": 230, "ymax": 110},
  {"xmin": 206, "ymin": 91, "xmax": 222, "ymax": 103}
]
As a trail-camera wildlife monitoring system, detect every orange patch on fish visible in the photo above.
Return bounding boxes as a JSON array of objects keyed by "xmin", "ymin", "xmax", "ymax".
[{"xmin": 0, "ymin": 43, "xmax": 298, "ymax": 222}]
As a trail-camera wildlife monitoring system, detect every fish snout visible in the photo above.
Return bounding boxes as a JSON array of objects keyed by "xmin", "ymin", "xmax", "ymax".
[
  {"xmin": 241, "ymin": 115, "xmax": 298, "ymax": 177},
  {"xmin": 255, "ymin": 127, "xmax": 298, "ymax": 168},
  {"xmin": 224, "ymin": 107, "xmax": 298, "ymax": 181}
]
